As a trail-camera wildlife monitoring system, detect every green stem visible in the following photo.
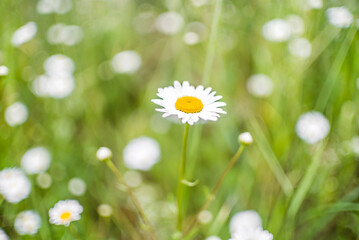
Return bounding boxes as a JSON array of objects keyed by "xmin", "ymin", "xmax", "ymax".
[
  {"xmin": 202, "ymin": 0, "xmax": 223, "ymax": 86},
  {"xmin": 177, "ymin": 123, "xmax": 190, "ymax": 233},
  {"xmin": 184, "ymin": 144, "xmax": 245, "ymax": 236},
  {"xmin": 105, "ymin": 159, "xmax": 157, "ymax": 240}
]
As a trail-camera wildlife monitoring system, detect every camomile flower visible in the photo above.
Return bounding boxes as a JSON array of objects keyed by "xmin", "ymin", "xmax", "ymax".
[
  {"xmin": 11, "ymin": 22, "xmax": 37, "ymax": 47},
  {"xmin": 0, "ymin": 168, "xmax": 31, "ymax": 203},
  {"xmin": 14, "ymin": 210, "xmax": 41, "ymax": 235},
  {"xmin": 5, "ymin": 102, "xmax": 28, "ymax": 127},
  {"xmin": 152, "ymin": 81, "xmax": 226, "ymax": 125},
  {"xmin": 295, "ymin": 111, "xmax": 330, "ymax": 144},
  {"xmin": 49, "ymin": 200, "xmax": 83, "ymax": 226},
  {"xmin": 21, "ymin": 147, "xmax": 51, "ymax": 175},
  {"xmin": 230, "ymin": 228, "xmax": 273, "ymax": 240},
  {"xmin": 0, "ymin": 228, "xmax": 9, "ymax": 240},
  {"xmin": 326, "ymin": 7, "xmax": 353, "ymax": 28},
  {"xmin": 230, "ymin": 210, "xmax": 262, "ymax": 234}
]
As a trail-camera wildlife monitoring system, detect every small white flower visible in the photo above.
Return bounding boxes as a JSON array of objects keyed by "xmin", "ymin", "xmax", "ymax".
[
  {"xmin": 14, "ymin": 210, "xmax": 41, "ymax": 235},
  {"xmin": 21, "ymin": 147, "xmax": 51, "ymax": 175},
  {"xmin": 111, "ymin": 51, "xmax": 142, "ymax": 74},
  {"xmin": 32, "ymin": 75, "xmax": 75, "ymax": 99},
  {"xmin": 230, "ymin": 228, "xmax": 273, "ymax": 240},
  {"xmin": 307, "ymin": 0, "xmax": 322, "ymax": 9},
  {"xmin": 11, "ymin": 22, "xmax": 37, "ymax": 47},
  {"xmin": 123, "ymin": 137, "xmax": 161, "ymax": 171},
  {"xmin": 155, "ymin": 11, "xmax": 184, "ymax": 35},
  {"xmin": 326, "ymin": 7, "xmax": 353, "ymax": 28},
  {"xmin": 288, "ymin": 38, "xmax": 312, "ymax": 59},
  {"xmin": 246, "ymin": 74, "xmax": 273, "ymax": 98},
  {"xmin": 96, "ymin": 147, "xmax": 112, "ymax": 161},
  {"xmin": 68, "ymin": 178, "xmax": 86, "ymax": 196},
  {"xmin": 184, "ymin": 32, "xmax": 200, "ymax": 45},
  {"xmin": 47, "ymin": 24, "xmax": 83, "ymax": 46},
  {"xmin": 5, "ymin": 102, "xmax": 28, "ymax": 127},
  {"xmin": 230, "ymin": 210, "xmax": 262, "ymax": 234},
  {"xmin": 238, "ymin": 132, "xmax": 253, "ymax": 145},
  {"xmin": 49, "ymin": 200, "xmax": 83, "ymax": 226},
  {"xmin": 295, "ymin": 111, "xmax": 330, "ymax": 144},
  {"xmin": 206, "ymin": 236, "xmax": 221, "ymax": 240},
  {"xmin": 44, "ymin": 54, "xmax": 75, "ymax": 77},
  {"xmin": 0, "ymin": 66, "xmax": 9, "ymax": 76},
  {"xmin": 152, "ymin": 81, "xmax": 226, "ymax": 125},
  {"xmin": 262, "ymin": 19, "xmax": 291, "ymax": 42},
  {"xmin": 0, "ymin": 168, "xmax": 31, "ymax": 203},
  {"xmin": 0, "ymin": 228, "xmax": 9, "ymax": 240},
  {"xmin": 97, "ymin": 204, "xmax": 113, "ymax": 217},
  {"xmin": 36, "ymin": 173, "xmax": 52, "ymax": 189},
  {"xmin": 37, "ymin": 0, "xmax": 72, "ymax": 15}
]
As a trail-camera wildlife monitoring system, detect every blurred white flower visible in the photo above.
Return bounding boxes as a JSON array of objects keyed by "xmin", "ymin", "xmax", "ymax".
[
  {"xmin": 295, "ymin": 111, "xmax": 330, "ymax": 144},
  {"xmin": 5, "ymin": 102, "xmax": 28, "ymax": 126},
  {"xmin": 238, "ymin": 132, "xmax": 253, "ymax": 145},
  {"xmin": 155, "ymin": 11, "xmax": 184, "ymax": 35},
  {"xmin": 36, "ymin": 173, "xmax": 52, "ymax": 189},
  {"xmin": 262, "ymin": 19, "xmax": 291, "ymax": 42},
  {"xmin": 37, "ymin": 0, "xmax": 72, "ymax": 15},
  {"xmin": 0, "ymin": 65, "xmax": 9, "ymax": 76},
  {"xmin": 33, "ymin": 75, "xmax": 75, "ymax": 99},
  {"xmin": 123, "ymin": 136, "xmax": 161, "ymax": 171},
  {"xmin": 68, "ymin": 178, "xmax": 86, "ymax": 196},
  {"xmin": 112, "ymin": 51, "xmax": 142, "ymax": 74},
  {"xmin": 206, "ymin": 237, "xmax": 221, "ymax": 240},
  {"xmin": 184, "ymin": 32, "xmax": 199, "ymax": 45},
  {"xmin": 306, "ymin": 0, "xmax": 322, "ymax": 9},
  {"xmin": 14, "ymin": 210, "xmax": 41, "ymax": 235},
  {"xmin": 124, "ymin": 171, "xmax": 143, "ymax": 188},
  {"xmin": 49, "ymin": 200, "xmax": 83, "ymax": 226},
  {"xmin": 0, "ymin": 228, "xmax": 9, "ymax": 240},
  {"xmin": 152, "ymin": 81, "xmax": 226, "ymax": 125},
  {"xmin": 230, "ymin": 210, "xmax": 262, "ymax": 234},
  {"xmin": 326, "ymin": 7, "xmax": 353, "ymax": 28},
  {"xmin": 230, "ymin": 228, "xmax": 273, "ymax": 240},
  {"xmin": 0, "ymin": 168, "xmax": 31, "ymax": 203},
  {"xmin": 198, "ymin": 210, "xmax": 213, "ymax": 224},
  {"xmin": 246, "ymin": 74, "xmax": 274, "ymax": 98},
  {"xmin": 11, "ymin": 22, "xmax": 37, "ymax": 47},
  {"xmin": 47, "ymin": 24, "xmax": 83, "ymax": 46},
  {"xmin": 97, "ymin": 204, "xmax": 113, "ymax": 217},
  {"xmin": 286, "ymin": 15, "xmax": 305, "ymax": 36},
  {"xmin": 21, "ymin": 147, "xmax": 51, "ymax": 175},
  {"xmin": 288, "ymin": 38, "xmax": 312, "ymax": 59},
  {"xmin": 44, "ymin": 54, "xmax": 75, "ymax": 77},
  {"xmin": 96, "ymin": 147, "xmax": 112, "ymax": 161}
]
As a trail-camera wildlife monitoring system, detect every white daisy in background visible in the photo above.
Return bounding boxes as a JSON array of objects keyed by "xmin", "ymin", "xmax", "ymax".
[
  {"xmin": 47, "ymin": 24, "xmax": 83, "ymax": 46},
  {"xmin": 36, "ymin": 173, "xmax": 52, "ymax": 189},
  {"xmin": 0, "ymin": 65, "xmax": 9, "ymax": 76},
  {"xmin": 11, "ymin": 22, "xmax": 37, "ymax": 47},
  {"xmin": 326, "ymin": 7, "xmax": 353, "ymax": 28},
  {"xmin": 111, "ymin": 50, "xmax": 142, "ymax": 74},
  {"xmin": 96, "ymin": 146, "xmax": 112, "ymax": 161},
  {"xmin": 0, "ymin": 168, "xmax": 31, "ymax": 203},
  {"xmin": 306, "ymin": 0, "xmax": 322, "ymax": 9},
  {"xmin": 97, "ymin": 204, "xmax": 113, "ymax": 217},
  {"xmin": 49, "ymin": 200, "xmax": 83, "ymax": 226},
  {"xmin": 37, "ymin": 0, "xmax": 72, "ymax": 15},
  {"xmin": 238, "ymin": 132, "xmax": 253, "ymax": 145},
  {"xmin": 14, "ymin": 210, "xmax": 41, "ymax": 235},
  {"xmin": 4, "ymin": 102, "xmax": 28, "ymax": 126},
  {"xmin": 0, "ymin": 228, "xmax": 9, "ymax": 240},
  {"xmin": 183, "ymin": 22, "xmax": 207, "ymax": 45},
  {"xmin": 68, "ymin": 178, "xmax": 86, "ymax": 196},
  {"xmin": 230, "ymin": 210, "xmax": 262, "ymax": 234},
  {"xmin": 206, "ymin": 236, "xmax": 221, "ymax": 240},
  {"xmin": 246, "ymin": 74, "xmax": 274, "ymax": 98},
  {"xmin": 123, "ymin": 136, "xmax": 161, "ymax": 171},
  {"xmin": 152, "ymin": 81, "xmax": 226, "ymax": 125},
  {"xmin": 21, "ymin": 147, "xmax": 51, "ymax": 175},
  {"xmin": 155, "ymin": 11, "xmax": 184, "ymax": 35},
  {"xmin": 262, "ymin": 19, "xmax": 291, "ymax": 42},
  {"xmin": 230, "ymin": 228, "xmax": 273, "ymax": 240},
  {"xmin": 288, "ymin": 38, "xmax": 312, "ymax": 59},
  {"xmin": 44, "ymin": 54, "xmax": 75, "ymax": 77},
  {"xmin": 295, "ymin": 111, "xmax": 330, "ymax": 144}
]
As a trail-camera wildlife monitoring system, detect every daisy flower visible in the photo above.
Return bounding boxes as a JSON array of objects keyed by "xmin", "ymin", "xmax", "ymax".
[
  {"xmin": 295, "ymin": 111, "xmax": 330, "ymax": 144},
  {"xmin": 152, "ymin": 81, "xmax": 226, "ymax": 125},
  {"xmin": 230, "ymin": 210, "xmax": 262, "ymax": 234},
  {"xmin": 0, "ymin": 168, "xmax": 31, "ymax": 203},
  {"xmin": 49, "ymin": 200, "xmax": 83, "ymax": 226},
  {"xmin": 0, "ymin": 228, "xmax": 9, "ymax": 240},
  {"xmin": 230, "ymin": 227, "xmax": 273, "ymax": 240},
  {"xmin": 14, "ymin": 210, "xmax": 41, "ymax": 235}
]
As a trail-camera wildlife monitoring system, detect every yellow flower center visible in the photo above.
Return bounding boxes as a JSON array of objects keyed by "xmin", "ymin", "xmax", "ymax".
[
  {"xmin": 60, "ymin": 212, "xmax": 71, "ymax": 220},
  {"xmin": 175, "ymin": 96, "xmax": 203, "ymax": 113}
]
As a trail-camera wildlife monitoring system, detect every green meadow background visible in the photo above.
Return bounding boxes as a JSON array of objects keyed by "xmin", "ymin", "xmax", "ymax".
[{"xmin": 1, "ymin": 0, "xmax": 359, "ymax": 239}]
